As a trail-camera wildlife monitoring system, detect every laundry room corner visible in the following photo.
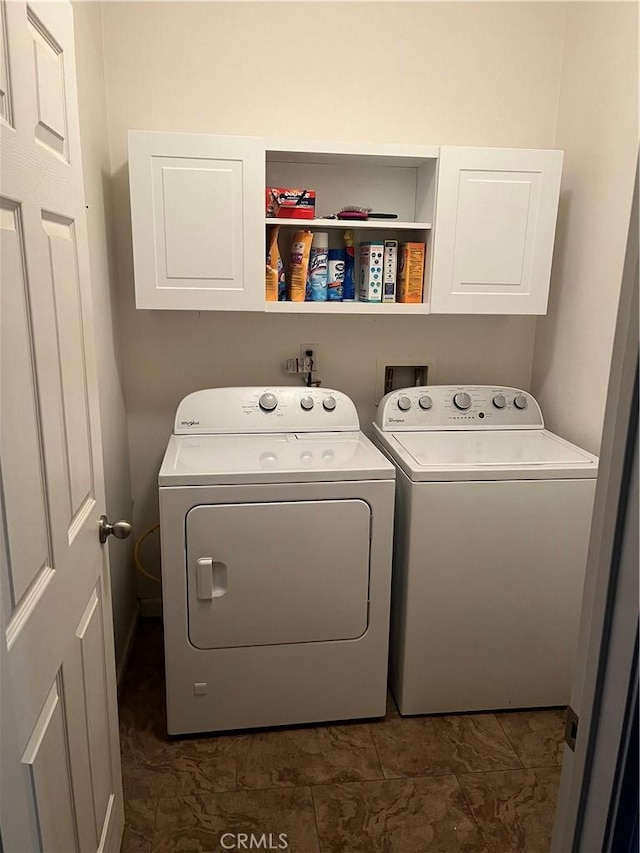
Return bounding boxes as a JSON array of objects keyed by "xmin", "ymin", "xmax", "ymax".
[{"xmin": 531, "ymin": 1, "xmax": 639, "ymax": 457}]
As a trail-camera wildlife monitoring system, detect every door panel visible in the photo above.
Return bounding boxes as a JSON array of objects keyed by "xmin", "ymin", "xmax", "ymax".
[
  {"xmin": 186, "ymin": 499, "xmax": 371, "ymax": 649},
  {"xmin": 41, "ymin": 211, "xmax": 95, "ymax": 525},
  {"xmin": 1, "ymin": 199, "xmax": 52, "ymax": 607},
  {"xmin": 431, "ymin": 146, "xmax": 562, "ymax": 314},
  {"xmin": 28, "ymin": 7, "xmax": 68, "ymax": 158},
  {"xmin": 22, "ymin": 678, "xmax": 78, "ymax": 853},
  {"xmin": 0, "ymin": 2, "xmax": 123, "ymax": 850}
]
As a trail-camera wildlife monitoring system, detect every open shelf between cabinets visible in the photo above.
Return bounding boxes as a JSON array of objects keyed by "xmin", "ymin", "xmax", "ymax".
[
  {"xmin": 265, "ymin": 218, "xmax": 433, "ymax": 231},
  {"xmin": 264, "ymin": 301, "xmax": 431, "ymax": 314}
]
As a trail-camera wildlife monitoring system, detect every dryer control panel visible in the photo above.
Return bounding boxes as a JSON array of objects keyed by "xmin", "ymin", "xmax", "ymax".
[
  {"xmin": 375, "ymin": 386, "xmax": 544, "ymax": 431},
  {"xmin": 175, "ymin": 387, "xmax": 360, "ymax": 434}
]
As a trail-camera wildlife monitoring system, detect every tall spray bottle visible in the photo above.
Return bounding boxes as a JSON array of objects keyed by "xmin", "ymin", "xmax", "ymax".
[{"xmin": 343, "ymin": 230, "xmax": 355, "ymax": 301}]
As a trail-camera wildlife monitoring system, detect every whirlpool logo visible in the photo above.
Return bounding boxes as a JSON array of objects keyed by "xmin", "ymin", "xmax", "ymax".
[{"xmin": 180, "ymin": 420, "xmax": 200, "ymax": 427}]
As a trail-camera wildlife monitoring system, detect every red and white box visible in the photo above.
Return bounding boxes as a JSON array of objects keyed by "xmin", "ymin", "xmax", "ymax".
[{"xmin": 266, "ymin": 187, "xmax": 316, "ymax": 220}]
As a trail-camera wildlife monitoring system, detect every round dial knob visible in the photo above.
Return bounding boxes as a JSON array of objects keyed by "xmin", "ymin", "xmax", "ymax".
[
  {"xmin": 493, "ymin": 394, "xmax": 506, "ymax": 409},
  {"xmin": 322, "ymin": 396, "xmax": 337, "ymax": 412},
  {"xmin": 259, "ymin": 392, "xmax": 278, "ymax": 412},
  {"xmin": 418, "ymin": 395, "xmax": 433, "ymax": 411},
  {"xmin": 514, "ymin": 394, "xmax": 528, "ymax": 410},
  {"xmin": 300, "ymin": 396, "xmax": 314, "ymax": 411},
  {"xmin": 453, "ymin": 392, "xmax": 472, "ymax": 410},
  {"xmin": 397, "ymin": 396, "xmax": 412, "ymax": 412}
]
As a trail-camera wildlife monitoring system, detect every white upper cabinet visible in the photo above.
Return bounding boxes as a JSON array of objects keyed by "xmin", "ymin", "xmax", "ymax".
[
  {"xmin": 127, "ymin": 135, "xmax": 562, "ymax": 315},
  {"xmin": 430, "ymin": 147, "xmax": 563, "ymax": 314},
  {"xmin": 129, "ymin": 131, "xmax": 265, "ymax": 310}
]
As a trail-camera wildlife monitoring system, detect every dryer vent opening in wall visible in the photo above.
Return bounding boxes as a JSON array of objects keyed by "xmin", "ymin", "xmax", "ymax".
[{"xmin": 385, "ymin": 365, "xmax": 428, "ymax": 396}]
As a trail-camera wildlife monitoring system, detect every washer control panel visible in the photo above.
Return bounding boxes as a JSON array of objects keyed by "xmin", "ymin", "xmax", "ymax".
[
  {"xmin": 376, "ymin": 386, "xmax": 544, "ymax": 431},
  {"xmin": 175, "ymin": 387, "xmax": 360, "ymax": 434}
]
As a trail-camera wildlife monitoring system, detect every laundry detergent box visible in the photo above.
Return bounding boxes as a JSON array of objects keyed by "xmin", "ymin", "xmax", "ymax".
[
  {"xmin": 382, "ymin": 240, "xmax": 398, "ymax": 303},
  {"xmin": 266, "ymin": 187, "xmax": 316, "ymax": 220},
  {"xmin": 359, "ymin": 241, "xmax": 384, "ymax": 302},
  {"xmin": 397, "ymin": 242, "xmax": 426, "ymax": 304}
]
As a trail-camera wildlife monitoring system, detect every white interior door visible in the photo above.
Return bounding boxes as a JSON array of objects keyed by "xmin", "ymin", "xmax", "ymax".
[
  {"xmin": 0, "ymin": 2, "xmax": 123, "ymax": 851},
  {"xmin": 431, "ymin": 146, "xmax": 563, "ymax": 314}
]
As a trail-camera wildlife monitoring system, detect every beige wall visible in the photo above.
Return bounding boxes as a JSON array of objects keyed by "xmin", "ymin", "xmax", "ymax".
[
  {"xmin": 73, "ymin": 2, "xmax": 138, "ymax": 666},
  {"xmin": 532, "ymin": 3, "xmax": 638, "ymax": 455},
  {"xmin": 99, "ymin": 1, "xmax": 568, "ymax": 599}
]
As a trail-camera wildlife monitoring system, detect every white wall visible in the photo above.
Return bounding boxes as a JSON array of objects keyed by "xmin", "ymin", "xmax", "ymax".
[
  {"xmin": 100, "ymin": 1, "xmax": 568, "ymax": 598},
  {"xmin": 532, "ymin": 3, "xmax": 638, "ymax": 455},
  {"xmin": 73, "ymin": 2, "xmax": 138, "ymax": 667}
]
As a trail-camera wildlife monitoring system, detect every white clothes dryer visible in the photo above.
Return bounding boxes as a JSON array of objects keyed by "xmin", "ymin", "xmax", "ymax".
[
  {"xmin": 159, "ymin": 387, "xmax": 395, "ymax": 735},
  {"xmin": 372, "ymin": 385, "xmax": 598, "ymax": 716}
]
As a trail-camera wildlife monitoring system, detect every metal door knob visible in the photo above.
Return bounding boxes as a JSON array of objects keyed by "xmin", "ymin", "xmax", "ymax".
[{"xmin": 99, "ymin": 515, "xmax": 132, "ymax": 544}]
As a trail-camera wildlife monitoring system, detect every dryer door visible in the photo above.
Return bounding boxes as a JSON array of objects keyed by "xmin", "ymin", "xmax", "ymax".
[{"xmin": 186, "ymin": 499, "xmax": 371, "ymax": 649}]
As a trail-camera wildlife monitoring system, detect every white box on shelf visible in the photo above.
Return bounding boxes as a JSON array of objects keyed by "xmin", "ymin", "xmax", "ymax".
[{"xmin": 359, "ymin": 241, "xmax": 384, "ymax": 303}]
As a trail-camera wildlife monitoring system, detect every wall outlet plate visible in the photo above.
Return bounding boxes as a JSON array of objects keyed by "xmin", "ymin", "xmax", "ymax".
[{"xmin": 300, "ymin": 343, "xmax": 319, "ymax": 372}]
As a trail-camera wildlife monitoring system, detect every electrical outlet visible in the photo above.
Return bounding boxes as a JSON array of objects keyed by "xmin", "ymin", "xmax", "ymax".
[{"xmin": 300, "ymin": 343, "xmax": 319, "ymax": 373}]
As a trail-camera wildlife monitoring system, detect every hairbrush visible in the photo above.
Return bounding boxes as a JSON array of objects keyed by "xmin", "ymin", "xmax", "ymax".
[{"xmin": 336, "ymin": 205, "xmax": 371, "ymax": 220}]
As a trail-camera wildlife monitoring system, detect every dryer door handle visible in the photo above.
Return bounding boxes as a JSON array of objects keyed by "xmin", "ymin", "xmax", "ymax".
[{"xmin": 196, "ymin": 558, "xmax": 228, "ymax": 600}]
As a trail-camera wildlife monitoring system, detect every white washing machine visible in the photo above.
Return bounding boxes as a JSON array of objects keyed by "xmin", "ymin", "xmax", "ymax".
[
  {"xmin": 372, "ymin": 385, "xmax": 598, "ymax": 716},
  {"xmin": 159, "ymin": 386, "xmax": 395, "ymax": 735}
]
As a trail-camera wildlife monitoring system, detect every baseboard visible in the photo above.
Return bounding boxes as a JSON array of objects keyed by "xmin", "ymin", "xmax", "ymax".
[
  {"xmin": 116, "ymin": 602, "xmax": 140, "ymax": 694},
  {"xmin": 140, "ymin": 598, "xmax": 163, "ymax": 619}
]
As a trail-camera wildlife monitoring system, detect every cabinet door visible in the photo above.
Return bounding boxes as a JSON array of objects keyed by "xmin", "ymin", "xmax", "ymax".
[
  {"xmin": 431, "ymin": 147, "xmax": 562, "ymax": 314},
  {"xmin": 129, "ymin": 131, "xmax": 265, "ymax": 310}
]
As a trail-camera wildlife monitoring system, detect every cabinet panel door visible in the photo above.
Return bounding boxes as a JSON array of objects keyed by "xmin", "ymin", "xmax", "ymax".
[
  {"xmin": 129, "ymin": 131, "xmax": 265, "ymax": 310},
  {"xmin": 431, "ymin": 147, "xmax": 562, "ymax": 314}
]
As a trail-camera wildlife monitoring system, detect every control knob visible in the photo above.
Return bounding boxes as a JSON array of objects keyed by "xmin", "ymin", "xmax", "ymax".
[
  {"xmin": 418, "ymin": 395, "xmax": 433, "ymax": 411},
  {"xmin": 492, "ymin": 394, "xmax": 506, "ymax": 409},
  {"xmin": 397, "ymin": 396, "xmax": 412, "ymax": 412},
  {"xmin": 514, "ymin": 394, "xmax": 528, "ymax": 410},
  {"xmin": 259, "ymin": 392, "xmax": 278, "ymax": 412},
  {"xmin": 300, "ymin": 396, "xmax": 314, "ymax": 411},
  {"xmin": 453, "ymin": 392, "xmax": 472, "ymax": 410},
  {"xmin": 322, "ymin": 396, "xmax": 337, "ymax": 412}
]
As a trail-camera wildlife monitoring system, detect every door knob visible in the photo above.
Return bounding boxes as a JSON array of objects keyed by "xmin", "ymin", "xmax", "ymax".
[{"xmin": 99, "ymin": 515, "xmax": 132, "ymax": 544}]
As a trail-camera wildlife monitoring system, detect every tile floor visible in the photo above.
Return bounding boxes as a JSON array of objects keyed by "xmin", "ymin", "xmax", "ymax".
[{"xmin": 119, "ymin": 620, "xmax": 565, "ymax": 853}]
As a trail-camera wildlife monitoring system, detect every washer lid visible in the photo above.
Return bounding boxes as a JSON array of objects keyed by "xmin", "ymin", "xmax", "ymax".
[
  {"xmin": 375, "ymin": 428, "xmax": 598, "ymax": 481},
  {"xmin": 159, "ymin": 431, "xmax": 395, "ymax": 486}
]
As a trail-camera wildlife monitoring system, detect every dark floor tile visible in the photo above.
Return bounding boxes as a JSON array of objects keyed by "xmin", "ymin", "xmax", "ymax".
[
  {"xmin": 458, "ymin": 766, "xmax": 561, "ymax": 853},
  {"xmin": 120, "ymin": 703, "xmax": 237, "ymax": 798},
  {"xmin": 121, "ymin": 798, "xmax": 157, "ymax": 853},
  {"xmin": 129, "ymin": 618, "xmax": 165, "ymax": 669},
  {"xmin": 236, "ymin": 722, "xmax": 382, "ymax": 789},
  {"xmin": 496, "ymin": 709, "xmax": 566, "ymax": 768},
  {"xmin": 312, "ymin": 775, "xmax": 488, "ymax": 853},
  {"xmin": 152, "ymin": 788, "xmax": 319, "ymax": 852},
  {"xmin": 370, "ymin": 713, "xmax": 523, "ymax": 779}
]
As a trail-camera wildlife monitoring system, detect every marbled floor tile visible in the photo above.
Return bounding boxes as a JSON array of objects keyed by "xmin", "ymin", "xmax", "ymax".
[
  {"xmin": 312, "ymin": 775, "xmax": 488, "ymax": 853},
  {"xmin": 152, "ymin": 788, "xmax": 319, "ymax": 852},
  {"xmin": 236, "ymin": 722, "xmax": 383, "ymax": 789},
  {"xmin": 496, "ymin": 709, "xmax": 566, "ymax": 768},
  {"xmin": 370, "ymin": 713, "xmax": 523, "ymax": 779},
  {"xmin": 458, "ymin": 765, "xmax": 561, "ymax": 853},
  {"xmin": 121, "ymin": 798, "xmax": 158, "ymax": 853},
  {"xmin": 120, "ymin": 703, "xmax": 238, "ymax": 799}
]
